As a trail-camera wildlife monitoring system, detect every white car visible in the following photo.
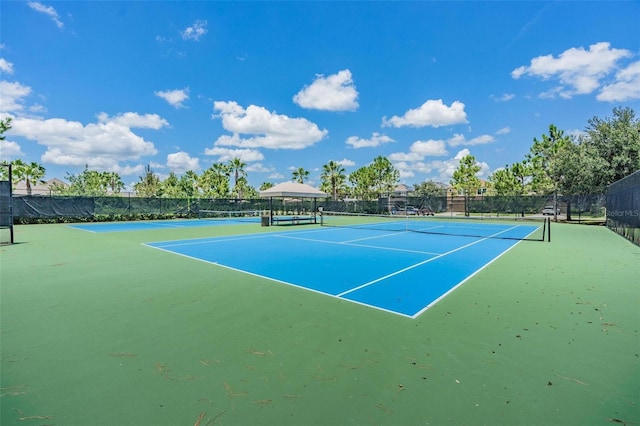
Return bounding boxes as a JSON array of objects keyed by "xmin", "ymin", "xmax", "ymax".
[
  {"xmin": 404, "ymin": 206, "xmax": 419, "ymax": 215},
  {"xmin": 394, "ymin": 206, "xmax": 418, "ymax": 215},
  {"xmin": 542, "ymin": 205, "xmax": 560, "ymax": 215}
]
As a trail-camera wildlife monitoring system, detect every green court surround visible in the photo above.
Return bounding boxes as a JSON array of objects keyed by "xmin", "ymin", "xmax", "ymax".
[{"xmin": 1, "ymin": 222, "xmax": 638, "ymax": 425}]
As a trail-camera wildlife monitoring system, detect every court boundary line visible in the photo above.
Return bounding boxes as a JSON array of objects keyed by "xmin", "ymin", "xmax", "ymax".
[
  {"xmin": 337, "ymin": 225, "xmax": 520, "ymax": 298},
  {"xmin": 275, "ymin": 233, "xmax": 443, "ymax": 256},
  {"xmin": 411, "ymin": 235, "xmax": 528, "ymax": 318},
  {"xmin": 150, "ymin": 233, "xmax": 274, "ymax": 248},
  {"xmin": 143, "ymin": 241, "xmax": 415, "ymax": 319},
  {"xmin": 67, "ymin": 218, "xmax": 259, "ymax": 233},
  {"xmin": 142, "ymin": 223, "xmax": 531, "ymax": 318}
]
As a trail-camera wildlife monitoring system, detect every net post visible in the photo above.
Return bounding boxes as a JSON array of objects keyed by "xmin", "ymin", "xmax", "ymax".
[{"xmin": 547, "ymin": 217, "xmax": 551, "ymax": 242}]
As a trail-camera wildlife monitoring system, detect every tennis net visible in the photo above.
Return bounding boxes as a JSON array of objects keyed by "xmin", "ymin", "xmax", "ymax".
[
  {"xmin": 320, "ymin": 211, "xmax": 550, "ymax": 242},
  {"xmin": 198, "ymin": 209, "xmax": 264, "ymax": 223}
]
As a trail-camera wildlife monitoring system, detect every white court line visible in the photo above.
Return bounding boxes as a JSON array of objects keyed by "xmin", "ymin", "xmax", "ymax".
[
  {"xmin": 144, "ymin": 241, "xmax": 416, "ymax": 319},
  {"xmin": 336, "ymin": 225, "xmax": 521, "ymax": 298},
  {"xmin": 149, "ymin": 233, "xmax": 275, "ymax": 248},
  {"xmin": 275, "ymin": 233, "xmax": 442, "ymax": 256},
  {"xmin": 67, "ymin": 225, "xmax": 99, "ymax": 233},
  {"xmin": 342, "ymin": 231, "xmax": 412, "ymax": 243}
]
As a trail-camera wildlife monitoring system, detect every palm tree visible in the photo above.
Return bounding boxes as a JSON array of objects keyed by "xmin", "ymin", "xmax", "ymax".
[
  {"xmin": 180, "ymin": 170, "xmax": 200, "ymax": 198},
  {"xmin": 200, "ymin": 163, "xmax": 230, "ymax": 198},
  {"xmin": 320, "ymin": 160, "xmax": 346, "ymax": 200},
  {"xmin": 0, "ymin": 117, "xmax": 12, "ymax": 140},
  {"xmin": 12, "ymin": 159, "xmax": 46, "ymax": 195},
  {"xmin": 228, "ymin": 158, "xmax": 247, "ymax": 199},
  {"xmin": 102, "ymin": 171, "xmax": 125, "ymax": 194},
  {"xmin": 292, "ymin": 167, "xmax": 310, "ymax": 184},
  {"xmin": 260, "ymin": 182, "xmax": 274, "ymax": 191},
  {"xmin": 134, "ymin": 164, "xmax": 161, "ymax": 197}
]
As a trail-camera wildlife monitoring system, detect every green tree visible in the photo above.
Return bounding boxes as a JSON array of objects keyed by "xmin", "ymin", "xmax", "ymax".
[
  {"xmin": 259, "ymin": 182, "xmax": 274, "ymax": 191},
  {"xmin": 12, "ymin": 159, "xmax": 46, "ymax": 195},
  {"xmin": 160, "ymin": 171, "xmax": 182, "ymax": 198},
  {"xmin": 0, "ymin": 117, "xmax": 12, "ymax": 180},
  {"xmin": 320, "ymin": 160, "xmax": 347, "ymax": 200},
  {"xmin": 583, "ymin": 106, "xmax": 640, "ymax": 192},
  {"xmin": 292, "ymin": 167, "xmax": 310, "ymax": 184},
  {"xmin": 134, "ymin": 164, "xmax": 161, "ymax": 197},
  {"xmin": 489, "ymin": 166, "xmax": 518, "ymax": 196},
  {"xmin": 412, "ymin": 180, "xmax": 447, "ymax": 197},
  {"xmin": 228, "ymin": 158, "xmax": 247, "ymax": 199},
  {"xmin": 179, "ymin": 170, "xmax": 199, "ymax": 198},
  {"xmin": 451, "ymin": 154, "xmax": 481, "ymax": 216},
  {"xmin": 527, "ymin": 124, "xmax": 571, "ymax": 195},
  {"xmin": 103, "ymin": 171, "xmax": 125, "ymax": 194},
  {"xmin": 348, "ymin": 166, "xmax": 374, "ymax": 200},
  {"xmin": 0, "ymin": 117, "xmax": 12, "ymax": 140},
  {"xmin": 53, "ymin": 167, "xmax": 123, "ymax": 196},
  {"xmin": 551, "ymin": 140, "xmax": 601, "ymax": 196},
  {"xmin": 489, "ymin": 161, "xmax": 531, "ymax": 196},
  {"xmin": 234, "ymin": 177, "xmax": 257, "ymax": 199},
  {"xmin": 526, "ymin": 125, "xmax": 572, "ymax": 219},
  {"xmin": 369, "ymin": 156, "xmax": 399, "ymax": 198},
  {"xmin": 200, "ymin": 163, "xmax": 230, "ymax": 198}
]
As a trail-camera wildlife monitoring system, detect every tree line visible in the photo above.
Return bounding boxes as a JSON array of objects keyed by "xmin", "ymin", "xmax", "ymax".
[{"xmin": 1, "ymin": 107, "xmax": 639, "ymax": 200}]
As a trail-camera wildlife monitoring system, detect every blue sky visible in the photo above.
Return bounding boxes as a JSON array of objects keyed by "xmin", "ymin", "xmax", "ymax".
[{"xmin": 1, "ymin": 1, "xmax": 639, "ymax": 190}]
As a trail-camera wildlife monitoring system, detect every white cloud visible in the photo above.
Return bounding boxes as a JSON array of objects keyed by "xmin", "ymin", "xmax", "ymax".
[
  {"xmin": 203, "ymin": 146, "xmax": 264, "ymax": 163},
  {"xmin": 382, "ymin": 99, "xmax": 468, "ymax": 128},
  {"xmin": 111, "ymin": 164, "xmax": 147, "ymax": 177},
  {"xmin": 336, "ymin": 158, "xmax": 356, "ymax": 167},
  {"xmin": 490, "ymin": 93, "xmax": 515, "ymax": 102},
  {"xmin": 268, "ymin": 172, "xmax": 284, "ymax": 180},
  {"xmin": 181, "ymin": 20, "xmax": 207, "ymax": 41},
  {"xmin": 391, "ymin": 147, "xmax": 491, "ymax": 184},
  {"xmin": 496, "ymin": 127, "xmax": 511, "ymax": 135},
  {"xmin": 155, "ymin": 88, "xmax": 190, "ymax": 108},
  {"xmin": 447, "ymin": 133, "xmax": 495, "ymax": 147},
  {"xmin": 394, "ymin": 160, "xmax": 434, "ymax": 180},
  {"xmin": 0, "ymin": 58, "xmax": 14, "ymax": 75},
  {"xmin": 212, "ymin": 101, "xmax": 327, "ymax": 150},
  {"xmin": 389, "ymin": 139, "xmax": 448, "ymax": 163},
  {"xmin": 0, "ymin": 81, "xmax": 32, "ymax": 113},
  {"xmin": 246, "ymin": 163, "xmax": 274, "ymax": 173},
  {"xmin": 512, "ymin": 42, "xmax": 633, "ymax": 99},
  {"xmin": 567, "ymin": 128, "xmax": 588, "ymax": 140},
  {"xmin": 28, "ymin": 2, "xmax": 64, "ymax": 29},
  {"xmin": 597, "ymin": 60, "xmax": 640, "ymax": 102},
  {"xmin": 293, "ymin": 69, "xmax": 359, "ymax": 111},
  {"xmin": 345, "ymin": 132, "xmax": 394, "ymax": 148},
  {"xmin": 0, "ymin": 139, "xmax": 24, "ymax": 160},
  {"xmin": 167, "ymin": 151, "xmax": 200, "ymax": 173},
  {"xmin": 9, "ymin": 113, "xmax": 165, "ymax": 173},
  {"xmin": 97, "ymin": 112, "xmax": 168, "ymax": 129},
  {"xmin": 428, "ymin": 149, "xmax": 490, "ymax": 183}
]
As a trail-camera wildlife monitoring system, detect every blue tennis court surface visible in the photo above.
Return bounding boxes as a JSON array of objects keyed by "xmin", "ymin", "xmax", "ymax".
[
  {"xmin": 68, "ymin": 217, "xmax": 260, "ymax": 233},
  {"xmin": 144, "ymin": 223, "xmax": 539, "ymax": 318}
]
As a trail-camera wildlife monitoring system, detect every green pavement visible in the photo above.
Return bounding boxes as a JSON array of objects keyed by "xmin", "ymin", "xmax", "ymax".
[{"xmin": 1, "ymin": 222, "xmax": 638, "ymax": 425}]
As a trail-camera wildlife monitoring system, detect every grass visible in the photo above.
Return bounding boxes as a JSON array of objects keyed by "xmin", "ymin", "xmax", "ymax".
[{"xmin": 1, "ymin": 221, "xmax": 638, "ymax": 425}]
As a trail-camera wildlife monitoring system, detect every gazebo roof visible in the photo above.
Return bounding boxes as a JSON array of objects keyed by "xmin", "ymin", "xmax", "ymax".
[{"xmin": 259, "ymin": 182, "xmax": 328, "ymax": 198}]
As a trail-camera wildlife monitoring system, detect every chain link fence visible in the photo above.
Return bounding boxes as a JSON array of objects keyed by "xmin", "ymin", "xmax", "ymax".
[
  {"xmin": 10, "ymin": 192, "xmax": 608, "ymax": 225},
  {"xmin": 606, "ymin": 170, "xmax": 640, "ymax": 245}
]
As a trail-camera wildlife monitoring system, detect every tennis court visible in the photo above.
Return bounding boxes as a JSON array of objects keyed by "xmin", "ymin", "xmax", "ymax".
[
  {"xmin": 68, "ymin": 210, "xmax": 264, "ymax": 233},
  {"xmin": 145, "ymin": 217, "xmax": 544, "ymax": 317},
  {"xmin": 1, "ymin": 219, "xmax": 638, "ymax": 425}
]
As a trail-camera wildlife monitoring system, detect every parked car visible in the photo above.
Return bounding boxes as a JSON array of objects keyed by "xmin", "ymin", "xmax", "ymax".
[
  {"xmin": 404, "ymin": 206, "xmax": 419, "ymax": 215},
  {"xmin": 394, "ymin": 205, "xmax": 418, "ymax": 215},
  {"xmin": 419, "ymin": 207, "xmax": 435, "ymax": 216},
  {"xmin": 542, "ymin": 205, "xmax": 560, "ymax": 215}
]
